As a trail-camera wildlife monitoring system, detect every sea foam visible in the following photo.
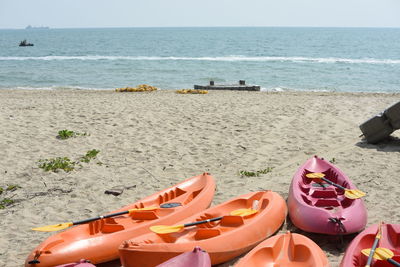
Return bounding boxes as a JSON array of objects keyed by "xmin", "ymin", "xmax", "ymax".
[{"xmin": 0, "ymin": 55, "xmax": 399, "ymax": 64}]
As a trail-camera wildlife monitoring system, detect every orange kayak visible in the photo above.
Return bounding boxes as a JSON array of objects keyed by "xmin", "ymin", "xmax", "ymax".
[
  {"xmin": 25, "ymin": 173, "xmax": 215, "ymax": 267},
  {"xmin": 118, "ymin": 191, "xmax": 287, "ymax": 267},
  {"xmin": 235, "ymin": 231, "xmax": 329, "ymax": 267}
]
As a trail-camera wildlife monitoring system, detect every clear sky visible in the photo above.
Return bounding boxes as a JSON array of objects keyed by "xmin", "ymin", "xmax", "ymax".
[{"xmin": 1, "ymin": 0, "xmax": 399, "ymax": 29}]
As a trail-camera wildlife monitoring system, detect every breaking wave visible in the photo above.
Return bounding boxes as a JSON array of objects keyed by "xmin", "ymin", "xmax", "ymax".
[{"xmin": 0, "ymin": 55, "xmax": 399, "ymax": 64}]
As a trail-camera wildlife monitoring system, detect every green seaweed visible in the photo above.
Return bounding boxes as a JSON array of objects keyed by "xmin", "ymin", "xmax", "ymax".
[
  {"xmin": 6, "ymin": 184, "xmax": 21, "ymax": 191},
  {"xmin": 80, "ymin": 149, "xmax": 100, "ymax": 163},
  {"xmin": 38, "ymin": 157, "xmax": 75, "ymax": 172},
  {"xmin": 239, "ymin": 167, "xmax": 274, "ymax": 177},
  {"xmin": 57, "ymin": 129, "xmax": 89, "ymax": 140},
  {"xmin": 0, "ymin": 198, "xmax": 15, "ymax": 209}
]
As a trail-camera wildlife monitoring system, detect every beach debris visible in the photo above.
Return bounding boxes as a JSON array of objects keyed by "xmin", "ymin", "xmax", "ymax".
[
  {"xmin": 176, "ymin": 89, "xmax": 208, "ymax": 94},
  {"xmin": 116, "ymin": 84, "xmax": 158, "ymax": 92},
  {"xmin": 105, "ymin": 185, "xmax": 136, "ymax": 196},
  {"xmin": 359, "ymin": 100, "xmax": 400, "ymax": 144},
  {"xmin": 105, "ymin": 187, "xmax": 124, "ymax": 196},
  {"xmin": 27, "ymin": 188, "xmax": 73, "ymax": 200}
]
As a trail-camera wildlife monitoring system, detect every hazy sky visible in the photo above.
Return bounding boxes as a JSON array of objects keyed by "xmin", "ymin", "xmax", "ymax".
[{"xmin": 1, "ymin": 0, "xmax": 399, "ymax": 29}]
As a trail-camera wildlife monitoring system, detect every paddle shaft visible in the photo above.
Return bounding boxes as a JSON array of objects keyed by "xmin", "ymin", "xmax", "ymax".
[
  {"xmin": 366, "ymin": 223, "xmax": 382, "ymax": 267},
  {"xmin": 72, "ymin": 210, "xmax": 131, "ymax": 225},
  {"xmin": 366, "ymin": 238, "xmax": 380, "ymax": 267},
  {"xmin": 183, "ymin": 216, "xmax": 223, "ymax": 227},
  {"xmin": 320, "ymin": 177, "xmax": 346, "ymax": 191},
  {"xmin": 387, "ymin": 258, "xmax": 400, "ymax": 267}
]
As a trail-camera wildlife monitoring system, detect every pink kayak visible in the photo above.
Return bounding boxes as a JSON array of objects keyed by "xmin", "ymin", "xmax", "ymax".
[
  {"xmin": 156, "ymin": 247, "xmax": 211, "ymax": 267},
  {"xmin": 55, "ymin": 260, "xmax": 96, "ymax": 267},
  {"xmin": 340, "ymin": 223, "xmax": 400, "ymax": 267},
  {"xmin": 287, "ymin": 155, "xmax": 367, "ymax": 235}
]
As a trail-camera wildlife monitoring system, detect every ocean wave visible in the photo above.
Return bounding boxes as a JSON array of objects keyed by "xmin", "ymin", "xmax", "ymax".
[
  {"xmin": 0, "ymin": 55, "xmax": 399, "ymax": 64},
  {"xmin": 0, "ymin": 85, "xmax": 113, "ymax": 91}
]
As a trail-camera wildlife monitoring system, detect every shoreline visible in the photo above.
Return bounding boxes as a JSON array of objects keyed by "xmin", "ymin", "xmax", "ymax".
[
  {"xmin": 2, "ymin": 87, "xmax": 400, "ymax": 95},
  {"xmin": 1, "ymin": 89, "xmax": 400, "ymax": 266}
]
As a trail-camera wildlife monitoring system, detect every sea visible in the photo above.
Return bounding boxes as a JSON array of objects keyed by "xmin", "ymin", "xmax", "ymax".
[{"xmin": 0, "ymin": 27, "xmax": 399, "ymax": 92}]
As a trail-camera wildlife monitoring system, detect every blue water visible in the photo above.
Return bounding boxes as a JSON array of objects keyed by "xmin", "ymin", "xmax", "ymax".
[{"xmin": 0, "ymin": 27, "xmax": 399, "ymax": 92}]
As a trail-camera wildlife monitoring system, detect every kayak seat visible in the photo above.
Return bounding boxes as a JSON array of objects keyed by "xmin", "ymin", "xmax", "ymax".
[
  {"xmin": 310, "ymin": 188, "xmax": 337, "ymax": 198},
  {"xmin": 301, "ymin": 194, "xmax": 312, "ymax": 206},
  {"xmin": 314, "ymin": 199, "xmax": 340, "ymax": 207},
  {"xmin": 194, "ymin": 228, "xmax": 221, "ymax": 240},
  {"xmin": 386, "ymin": 224, "xmax": 400, "ymax": 247},
  {"xmin": 299, "ymin": 183, "xmax": 310, "ymax": 194},
  {"xmin": 340, "ymin": 197, "xmax": 354, "ymax": 208},
  {"xmin": 130, "ymin": 210, "xmax": 159, "ymax": 220},
  {"xmin": 220, "ymin": 215, "xmax": 245, "ymax": 227},
  {"xmin": 182, "ymin": 189, "xmax": 204, "ymax": 206},
  {"xmin": 88, "ymin": 218, "xmax": 125, "ymax": 234}
]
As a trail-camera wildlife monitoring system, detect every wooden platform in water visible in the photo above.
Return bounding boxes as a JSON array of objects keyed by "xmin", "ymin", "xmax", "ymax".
[
  {"xmin": 194, "ymin": 84, "xmax": 261, "ymax": 91},
  {"xmin": 194, "ymin": 80, "xmax": 261, "ymax": 91}
]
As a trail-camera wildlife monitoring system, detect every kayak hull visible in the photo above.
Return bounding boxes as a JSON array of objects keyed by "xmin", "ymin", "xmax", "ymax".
[
  {"xmin": 156, "ymin": 247, "xmax": 211, "ymax": 267},
  {"xmin": 340, "ymin": 223, "xmax": 400, "ymax": 267},
  {"xmin": 25, "ymin": 173, "xmax": 215, "ymax": 266},
  {"xmin": 119, "ymin": 191, "xmax": 287, "ymax": 267},
  {"xmin": 235, "ymin": 231, "xmax": 330, "ymax": 267},
  {"xmin": 287, "ymin": 156, "xmax": 367, "ymax": 235},
  {"xmin": 55, "ymin": 260, "xmax": 95, "ymax": 267}
]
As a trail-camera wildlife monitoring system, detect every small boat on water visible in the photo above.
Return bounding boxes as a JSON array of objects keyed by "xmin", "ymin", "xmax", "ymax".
[
  {"xmin": 19, "ymin": 39, "xmax": 34, "ymax": 46},
  {"xmin": 235, "ymin": 231, "xmax": 329, "ymax": 267},
  {"xmin": 25, "ymin": 173, "xmax": 216, "ymax": 266},
  {"xmin": 340, "ymin": 223, "xmax": 400, "ymax": 267},
  {"xmin": 287, "ymin": 155, "xmax": 367, "ymax": 235},
  {"xmin": 118, "ymin": 190, "xmax": 287, "ymax": 267}
]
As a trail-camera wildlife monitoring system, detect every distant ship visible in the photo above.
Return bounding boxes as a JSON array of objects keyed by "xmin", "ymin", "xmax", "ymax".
[{"xmin": 25, "ymin": 25, "xmax": 49, "ymax": 30}]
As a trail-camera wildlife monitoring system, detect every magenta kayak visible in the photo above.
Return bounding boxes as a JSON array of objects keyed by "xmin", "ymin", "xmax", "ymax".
[
  {"xmin": 156, "ymin": 247, "xmax": 211, "ymax": 267},
  {"xmin": 287, "ymin": 155, "xmax": 367, "ymax": 235},
  {"xmin": 55, "ymin": 260, "xmax": 96, "ymax": 267},
  {"xmin": 340, "ymin": 223, "xmax": 400, "ymax": 267}
]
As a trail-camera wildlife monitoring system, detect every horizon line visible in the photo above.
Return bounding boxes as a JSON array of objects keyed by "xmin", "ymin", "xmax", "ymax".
[{"xmin": 1, "ymin": 25, "xmax": 400, "ymax": 30}]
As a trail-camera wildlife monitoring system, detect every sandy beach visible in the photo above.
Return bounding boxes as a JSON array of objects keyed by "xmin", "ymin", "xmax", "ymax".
[{"xmin": 1, "ymin": 89, "xmax": 400, "ymax": 267}]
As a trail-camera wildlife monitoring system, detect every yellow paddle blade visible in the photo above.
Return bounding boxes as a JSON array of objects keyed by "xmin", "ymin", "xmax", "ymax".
[
  {"xmin": 150, "ymin": 224, "xmax": 185, "ymax": 234},
  {"xmin": 344, "ymin": 189, "xmax": 366, "ymax": 199},
  {"xmin": 306, "ymin": 172, "xmax": 325, "ymax": 179},
  {"xmin": 32, "ymin": 222, "xmax": 74, "ymax": 232},
  {"xmin": 230, "ymin": 208, "xmax": 258, "ymax": 217},
  {"xmin": 128, "ymin": 206, "xmax": 158, "ymax": 214},
  {"xmin": 362, "ymin": 248, "xmax": 394, "ymax": 261}
]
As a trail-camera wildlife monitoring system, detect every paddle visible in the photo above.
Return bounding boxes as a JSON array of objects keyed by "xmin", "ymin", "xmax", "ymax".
[
  {"xmin": 32, "ymin": 206, "xmax": 159, "ymax": 232},
  {"xmin": 362, "ymin": 248, "xmax": 400, "ymax": 267},
  {"xmin": 150, "ymin": 208, "xmax": 258, "ymax": 234},
  {"xmin": 365, "ymin": 222, "xmax": 383, "ymax": 267},
  {"xmin": 306, "ymin": 172, "xmax": 366, "ymax": 199}
]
